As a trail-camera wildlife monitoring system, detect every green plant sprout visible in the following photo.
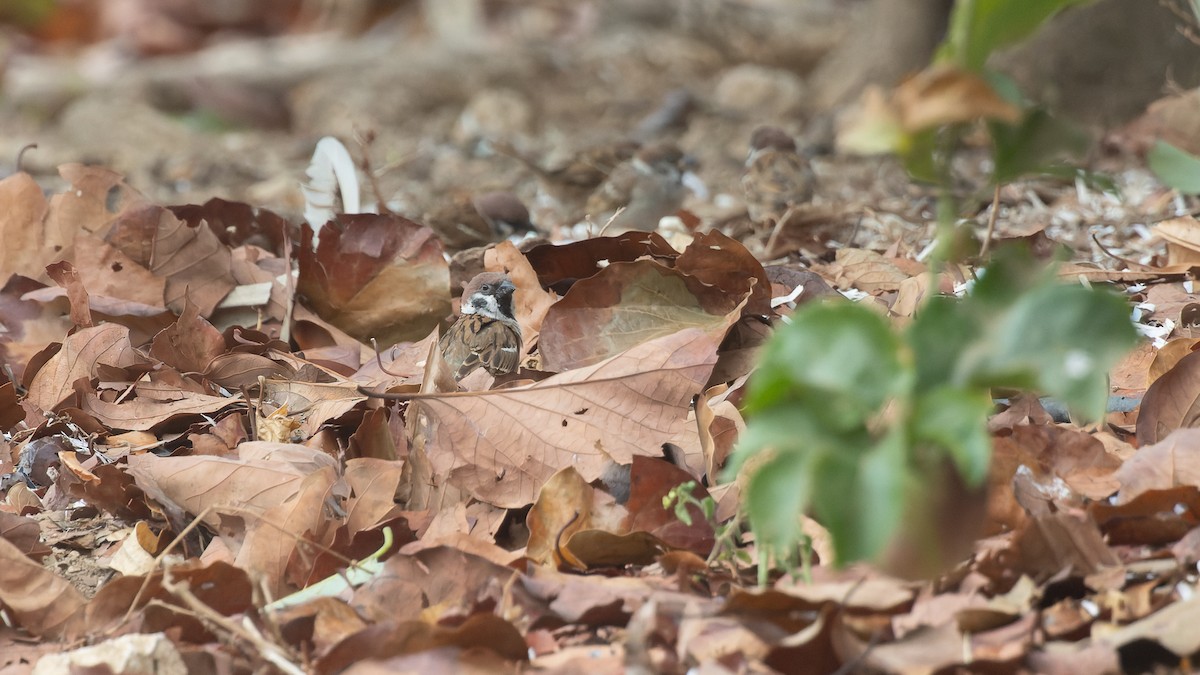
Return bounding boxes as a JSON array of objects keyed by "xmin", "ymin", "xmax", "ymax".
[{"xmin": 730, "ymin": 0, "xmax": 1138, "ymax": 583}]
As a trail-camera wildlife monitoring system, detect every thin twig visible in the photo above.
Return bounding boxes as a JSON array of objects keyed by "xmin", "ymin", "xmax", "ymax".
[
  {"xmin": 595, "ymin": 207, "xmax": 626, "ymax": 238},
  {"xmin": 158, "ymin": 573, "xmax": 304, "ymax": 675},
  {"xmin": 763, "ymin": 205, "xmax": 800, "ymax": 258},
  {"xmin": 279, "ymin": 228, "xmax": 296, "ymax": 344},
  {"xmin": 978, "ymin": 183, "xmax": 1001, "ymax": 259}
]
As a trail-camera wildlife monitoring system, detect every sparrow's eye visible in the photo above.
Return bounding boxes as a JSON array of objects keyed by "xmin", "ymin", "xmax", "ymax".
[{"xmin": 480, "ymin": 283, "xmax": 492, "ymax": 293}]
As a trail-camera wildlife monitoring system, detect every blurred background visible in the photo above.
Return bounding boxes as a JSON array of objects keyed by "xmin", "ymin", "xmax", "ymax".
[{"xmin": 0, "ymin": 0, "xmax": 1196, "ymax": 240}]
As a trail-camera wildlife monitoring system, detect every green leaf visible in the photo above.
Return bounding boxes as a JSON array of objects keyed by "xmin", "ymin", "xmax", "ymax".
[
  {"xmin": 900, "ymin": 129, "xmax": 942, "ymax": 184},
  {"xmin": 912, "ymin": 387, "xmax": 994, "ymax": 485},
  {"xmin": 812, "ymin": 429, "xmax": 910, "ymax": 564},
  {"xmin": 942, "ymin": 0, "xmax": 1098, "ymax": 71},
  {"xmin": 744, "ymin": 302, "xmax": 908, "ymax": 432},
  {"xmin": 962, "ymin": 282, "xmax": 1138, "ymax": 421},
  {"xmin": 1147, "ymin": 140, "xmax": 1200, "ymax": 194},
  {"xmin": 908, "ymin": 295, "xmax": 980, "ymax": 393},
  {"xmin": 990, "ymin": 109, "xmax": 1089, "ymax": 184},
  {"xmin": 745, "ymin": 450, "xmax": 815, "ymax": 554}
]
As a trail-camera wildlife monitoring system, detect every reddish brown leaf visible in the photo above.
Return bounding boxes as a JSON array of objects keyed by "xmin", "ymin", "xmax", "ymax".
[
  {"xmin": 298, "ymin": 214, "xmax": 450, "ymax": 345},
  {"xmin": 524, "ymin": 231, "xmax": 679, "ymax": 290},
  {"xmin": 45, "ymin": 261, "xmax": 93, "ymax": 328},
  {"xmin": 150, "ymin": 298, "xmax": 226, "ymax": 374},
  {"xmin": 674, "ymin": 230, "xmax": 771, "ymax": 316},
  {"xmin": 623, "ymin": 456, "xmax": 715, "ymax": 557}
]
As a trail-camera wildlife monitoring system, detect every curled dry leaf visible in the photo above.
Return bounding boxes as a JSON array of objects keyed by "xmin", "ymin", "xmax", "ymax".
[
  {"xmin": 674, "ymin": 230, "xmax": 771, "ymax": 316},
  {"xmin": 1137, "ymin": 350, "xmax": 1200, "ymax": 445},
  {"xmin": 0, "ymin": 537, "xmax": 85, "ymax": 637},
  {"xmin": 1148, "ymin": 338, "xmax": 1200, "ymax": 385},
  {"xmin": 526, "ymin": 466, "xmax": 611, "ymax": 568},
  {"xmin": 412, "ymin": 310, "xmax": 739, "ymax": 508},
  {"xmin": 26, "ymin": 323, "xmax": 142, "ymax": 412},
  {"xmin": 524, "ymin": 231, "xmax": 679, "ymax": 290},
  {"xmin": 298, "ymin": 214, "xmax": 451, "ymax": 345},
  {"xmin": 45, "ymin": 261, "xmax": 93, "ymax": 329},
  {"xmin": 297, "ymin": 213, "xmax": 451, "ymax": 343},
  {"xmin": 891, "ymin": 65, "xmax": 1021, "ymax": 131}
]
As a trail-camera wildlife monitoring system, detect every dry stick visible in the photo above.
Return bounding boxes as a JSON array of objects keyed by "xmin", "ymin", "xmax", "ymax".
[
  {"xmin": 763, "ymin": 204, "xmax": 800, "ymax": 259},
  {"xmin": 154, "ymin": 576, "xmax": 305, "ymax": 675},
  {"xmin": 279, "ymin": 229, "xmax": 296, "ymax": 345},
  {"xmin": 370, "ymin": 337, "xmax": 407, "ymax": 378},
  {"xmin": 594, "ymin": 206, "xmax": 627, "ymax": 238},
  {"xmin": 115, "ymin": 502, "xmax": 369, "ymax": 633},
  {"xmin": 353, "ymin": 128, "xmax": 392, "ymax": 216},
  {"xmin": 978, "ymin": 183, "xmax": 1001, "ymax": 259},
  {"xmin": 115, "ymin": 505, "xmax": 217, "ymax": 631},
  {"xmin": 1091, "ymin": 232, "xmax": 1150, "ymax": 270},
  {"xmin": 15, "ymin": 143, "xmax": 37, "ymax": 173}
]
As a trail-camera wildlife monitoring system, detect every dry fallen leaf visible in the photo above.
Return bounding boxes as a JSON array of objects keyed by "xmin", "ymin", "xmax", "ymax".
[
  {"xmin": 412, "ymin": 316, "xmax": 737, "ymax": 508},
  {"xmin": 298, "ymin": 214, "xmax": 451, "ymax": 345}
]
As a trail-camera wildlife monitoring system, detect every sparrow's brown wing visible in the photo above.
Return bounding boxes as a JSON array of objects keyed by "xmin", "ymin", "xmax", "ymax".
[
  {"xmin": 585, "ymin": 161, "xmax": 639, "ymax": 216},
  {"xmin": 743, "ymin": 150, "xmax": 815, "ymax": 224},
  {"xmin": 439, "ymin": 314, "xmax": 523, "ymax": 380}
]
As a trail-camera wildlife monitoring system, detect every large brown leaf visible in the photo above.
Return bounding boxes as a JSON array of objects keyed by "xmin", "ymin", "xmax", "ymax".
[
  {"xmin": 540, "ymin": 260, "xmax": 739, "ymax": 371},
  {"xmin": 0, "ymin": 537, "xmax": 85, "ymax": 638},
  {"xmin": 127, "ymin": 442, "xmax": 338, "ymax": 535},
  {"xmin": 412, "ymin": 314, "xmax": 737, "ymax": 508}
]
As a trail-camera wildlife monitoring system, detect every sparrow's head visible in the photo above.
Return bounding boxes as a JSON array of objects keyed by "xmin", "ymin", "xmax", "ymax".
[
  {"xmin": 460, "ymin": 272, "xmax": 517, "ymax": 322},
  {"xmin": 633, "ymin": 142, "xmax": 695, "ymax": 178},
  {"xmin": 748, "ymin": 126, "xmax": 797, "ymax": 159}
]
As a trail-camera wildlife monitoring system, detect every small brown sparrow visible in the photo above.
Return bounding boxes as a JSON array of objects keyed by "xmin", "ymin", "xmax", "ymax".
[
  {"xmin": 585, "ymin": 141, "xmax": 697, "ymax": 233},
  {"xmin": 498, "ymin": 140, "xmax": 641, "ymax": 226},
  {"xmin": 439, "ymin": 272, "xmax": 522, "ymax": 380},
  {"xmin": 742, "ymin": 126, "xmax": 816, "ymax": 225},
  {"xmin": 424, "ymin": 190, "xmax": 535, "ymax": 251}
]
